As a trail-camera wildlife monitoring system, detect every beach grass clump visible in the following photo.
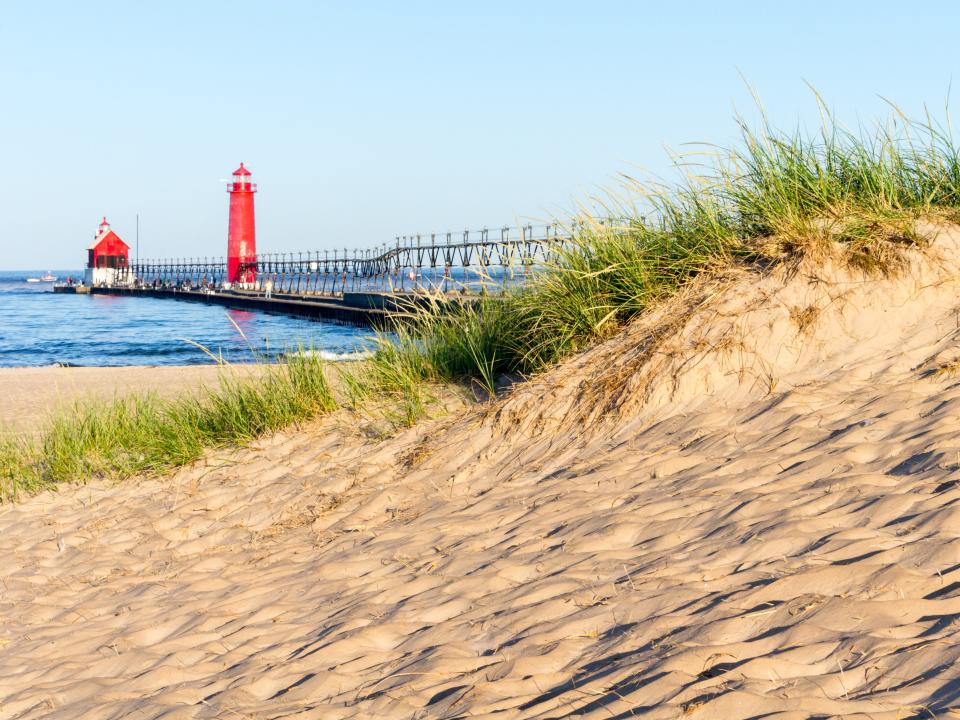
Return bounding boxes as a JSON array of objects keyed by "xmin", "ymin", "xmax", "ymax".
[
  {"xmin": 0, "ymin": 435, "xmax": 40, "ymax": 499},
  {"xmin": 342, "ymin": 295, "xmax": 522, "ymax": 426},
  {"xmin": 511, "ymin": 215, "xmax": 743, "ymax": 367},
  {"xmin": 392, "ymin": 294, "xmax": 525, "ymax": 393},
  {"xmin": 359, "ymin": 103, "xmax": 960, "ymax": 404},
  {"xmin": 0, "ymin": 352, "xmax": 337, "ymax": 500},
  {"xmin": 189, "ymin": 352, "xmax": 339, "ymax": 441},
  {"xmin": 38, "ymin": 393, "xmax": 200, "ymax": 484}
]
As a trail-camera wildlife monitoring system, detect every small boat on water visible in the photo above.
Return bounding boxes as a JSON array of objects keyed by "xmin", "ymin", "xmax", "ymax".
[{"xmin": 26, "ymin": 272, "xmax": 57, "ymax": 283}]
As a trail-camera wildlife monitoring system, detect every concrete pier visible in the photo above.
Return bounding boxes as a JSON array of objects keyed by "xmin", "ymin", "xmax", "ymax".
[{"xmin": 81, "ymin": 286, "xmax": 391, "ymax": 327}]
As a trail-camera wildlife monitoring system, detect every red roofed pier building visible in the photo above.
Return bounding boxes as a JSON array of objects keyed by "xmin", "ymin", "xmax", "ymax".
[{"xmin": 84, "ymin": 217, "xmax": 131, "ymax": 286}]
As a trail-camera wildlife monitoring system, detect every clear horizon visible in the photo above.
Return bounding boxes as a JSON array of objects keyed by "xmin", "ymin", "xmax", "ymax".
[{"xmin": 2, "ymin": 0, "xmax": 959, "ymax": 270}]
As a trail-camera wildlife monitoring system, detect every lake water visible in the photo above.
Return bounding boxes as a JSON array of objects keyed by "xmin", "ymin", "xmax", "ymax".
[{"xmin": 0, "ymin": 270, "xmax": 375, "ymax": 367}]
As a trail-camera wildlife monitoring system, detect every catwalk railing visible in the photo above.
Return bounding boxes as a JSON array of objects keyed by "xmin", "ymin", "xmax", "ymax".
[
  {"xmin": 130, "ymin": 222, "xmax": 592, "ymax": 295},
  {"xmin": 129, "ymin": 218, "xmax": 635, "ymax": 295}
]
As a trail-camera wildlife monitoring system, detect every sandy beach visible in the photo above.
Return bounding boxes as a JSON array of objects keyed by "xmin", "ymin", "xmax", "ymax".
[
  {"xmin": 4, "ymin": 231, "xmax": 960, "ymax": 717},
  {"xmin": 0, "ymin": 365, "xmax": 264, "ymax": 435}
]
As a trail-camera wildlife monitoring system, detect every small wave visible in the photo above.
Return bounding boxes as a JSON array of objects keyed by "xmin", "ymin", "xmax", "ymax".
[
  {"xmin": 322, "ymin": 350, "xmax": 373, "ymax": 361},
  {"xmin": 293, "ymin": 349, "xmax": 374, "ymax": 362}
]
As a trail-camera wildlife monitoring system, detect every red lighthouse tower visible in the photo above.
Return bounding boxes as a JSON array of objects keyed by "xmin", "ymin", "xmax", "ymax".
[{"xmin": 227, "ymin": 162, "xmax": 257, "ymax": 286}]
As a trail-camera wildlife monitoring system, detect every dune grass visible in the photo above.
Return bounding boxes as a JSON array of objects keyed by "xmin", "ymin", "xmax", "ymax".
[
  {"xmin": 0, "ymin": 353, "xmax": 337, "ymax": 501},
  {"xmin": 5, "ymin": 101, "xmax": 960, "ymax": 500},
  {"xmin": 355, "ymin": 102, "xmax": 960, "ymax": 410}
]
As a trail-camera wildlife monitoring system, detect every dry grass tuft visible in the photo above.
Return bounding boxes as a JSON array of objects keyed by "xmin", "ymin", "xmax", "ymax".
[
  {"xmin": 398, "ymin": 440, "xmax": 433, "ymax": 469},
  {"xmin": 930, "ymin": 360, "xmax": 960, "ymax": 379},
  {"xmin": 789, "ymin": 303, "xmax": 822, "ymax": 334}
]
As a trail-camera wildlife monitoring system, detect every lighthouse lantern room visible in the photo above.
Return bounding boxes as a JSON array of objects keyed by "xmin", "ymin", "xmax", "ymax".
[
  {"xmin": 84, "ymin": 217, "xmax": 131, "ymax": 287},
  {"xmin": 226, "ymin": 162, "xmax": 257, "ymax": 287}
]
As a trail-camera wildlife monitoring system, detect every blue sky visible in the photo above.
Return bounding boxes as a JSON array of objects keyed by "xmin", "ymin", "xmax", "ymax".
[{"xmin": 2, "ymin": 1, "xmax": 958, "ymax": 269}]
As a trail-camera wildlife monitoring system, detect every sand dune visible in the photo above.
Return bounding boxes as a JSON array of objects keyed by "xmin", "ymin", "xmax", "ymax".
[{"xmin": 5, "ymin": 229, "xmax": 960, "ymax": 717}]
